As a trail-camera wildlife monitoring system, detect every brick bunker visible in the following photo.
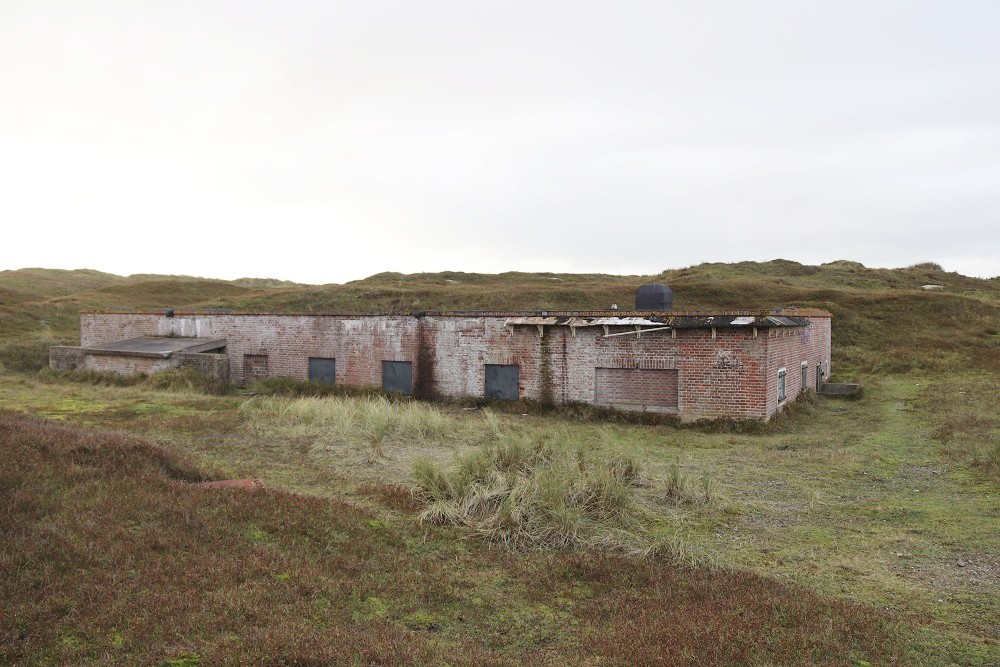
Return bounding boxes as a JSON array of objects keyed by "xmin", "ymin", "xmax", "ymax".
[{"xmin": 50, "ymin": 285, "xmax": 832, "ymax": 421}]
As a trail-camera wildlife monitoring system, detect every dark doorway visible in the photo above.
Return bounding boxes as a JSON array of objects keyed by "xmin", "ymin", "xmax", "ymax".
[
  {"xmin": 308, "ymin": 358, "xmax": 336, "ymax": 386},
  {"xmin": 382, "ymin": 361, "xmax": 413, "ymax": 395},
  {"xmin": 243, "ymin": 354, "xmax": 268, "ymax": 383},
  {"xmin": 485, "ymin": 364, "xmax": 519, "ymax": 400}
]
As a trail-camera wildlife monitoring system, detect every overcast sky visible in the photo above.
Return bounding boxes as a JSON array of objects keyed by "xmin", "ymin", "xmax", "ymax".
[{"xmin": 2, "ymin": 1, "xmax": 998, "ymax": 283}]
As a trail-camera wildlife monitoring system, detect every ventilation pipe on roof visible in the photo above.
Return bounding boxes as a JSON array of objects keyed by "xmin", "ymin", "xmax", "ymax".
[{"xmin": 635, "ymin": 284, "xmax": 673, "ymax": 311}]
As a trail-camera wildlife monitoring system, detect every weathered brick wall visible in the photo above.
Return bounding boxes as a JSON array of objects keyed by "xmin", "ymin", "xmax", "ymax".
[
  {"xmin": 175, "ymin": 352, "xmax": 230, "ymax": 384},
  {"xmin": 765, "ymin": 316, "xmax": 832, "ymax": 415},
  {"xmin": 49, "ymin": 346, "xmax": 85, "ymax": 371},
  {"xmin": 676, "ymin": 329, "xmax": 769, "ymax": 419},
  {"xmin": 80, "ymin": 313, "xmax": 162, "ymax": 346},
  {"xmin": 84, "ymin": 354, "xmax": 174, "ymax": 375},
  {"xmin": 595, "ymin": 368, "xmax": 678, "ymax": 411},
  {"xmin": 77, "ymin": 312, "xmax": 832, "ymax": 420}
]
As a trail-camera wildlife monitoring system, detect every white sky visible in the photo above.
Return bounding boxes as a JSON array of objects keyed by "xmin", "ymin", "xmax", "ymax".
[{"xmin": 1, "ymin": 1, "xmax": 998, "ymax": 283}]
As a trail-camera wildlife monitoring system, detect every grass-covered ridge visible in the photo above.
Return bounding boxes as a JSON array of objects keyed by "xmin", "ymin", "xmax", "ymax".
[{"xmin": 2, "ymin": 260, "xmax": 998, "ymax": 375}]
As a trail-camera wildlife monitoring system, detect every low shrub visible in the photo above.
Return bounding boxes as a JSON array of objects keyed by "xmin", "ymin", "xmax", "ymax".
[
  {"xmin": 907, "ymin": 261, "xmax": 944, "ymax": 271},
  {"xmin": 245, "ymin": 376, "xmax": 382, "ymax": 399},
  {"xmin": 38, "ymin": 367, "xmax": 229, "ymax": 395},
  {"xmin": 0, "ymin": 339, "xmax": 55, "ymax": 373},
  {"xmin": 146, "ymin": 368, "xmax": 230, "ymax": 395}
]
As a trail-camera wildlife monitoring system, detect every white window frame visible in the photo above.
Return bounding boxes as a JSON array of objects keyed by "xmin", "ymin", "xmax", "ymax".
[
  {"xmin": 801, "ymin": 361, "xmax": 808, "ymax": 392},
  {"xmin": 777, "ymin": 367, "xmax": 787, "ymax": 402}
]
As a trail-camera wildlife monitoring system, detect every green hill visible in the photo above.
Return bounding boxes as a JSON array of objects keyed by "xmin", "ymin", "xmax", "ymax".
[{"xmin": 1, "ymin": 261, "xmax": 998, "ymax": 375}]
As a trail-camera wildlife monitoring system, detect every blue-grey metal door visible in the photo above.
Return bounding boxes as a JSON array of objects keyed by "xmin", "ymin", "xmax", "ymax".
[
  {"xmin": 485, "ymin": 364, "xmax": 519, "ymax": 400},
  {"xmin": 308, "ymin": 358, "xmax": 335, "ymax": 386},
  {"xmin": 382, "ymin": 361, "xmax": 413, "ymax": 395}
]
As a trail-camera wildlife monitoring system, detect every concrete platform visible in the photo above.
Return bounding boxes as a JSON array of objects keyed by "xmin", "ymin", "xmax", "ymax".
[{"xmin": 82, "ymin": 336, "xmax": 227, "ymax": 358}]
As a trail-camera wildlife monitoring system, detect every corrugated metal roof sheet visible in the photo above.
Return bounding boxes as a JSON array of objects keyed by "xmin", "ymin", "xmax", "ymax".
[{"xmin": 504, "ymin": 314, "xmax": 808, "ymax": 330}]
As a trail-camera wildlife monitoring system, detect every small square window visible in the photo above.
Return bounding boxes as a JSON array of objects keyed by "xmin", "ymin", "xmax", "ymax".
[{"xmin": 778, "ymin": 367, "xmax": 787, "ymax": 402}]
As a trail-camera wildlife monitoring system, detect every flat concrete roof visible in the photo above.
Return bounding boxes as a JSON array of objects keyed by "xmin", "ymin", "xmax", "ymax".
[{"xmin": 83, "ymin": 337, "xmax": 226, "ymax": 358}]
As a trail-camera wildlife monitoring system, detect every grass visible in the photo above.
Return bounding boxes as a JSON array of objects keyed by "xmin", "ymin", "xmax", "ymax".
[
  {"xmin": 413, "ymin": 431, "xmax": 651, "ymax": 551},
  {"xmin": 0, "ymin": 409, "xmax": 917, "ymax": 666},
  {"xmin": 1, "ymin": 262, "xmax": 998, "ymax": 664},
  {"xmin": 239, "ymin": 394, "xmax": 456, "ymax": 464},
  {"xmin": 1, "ymin": 372, "xmax": 997, "ymax": 663},
  {"xmin": 916, "ymin": 375, "xmax": 1000, "ymax": 476}
]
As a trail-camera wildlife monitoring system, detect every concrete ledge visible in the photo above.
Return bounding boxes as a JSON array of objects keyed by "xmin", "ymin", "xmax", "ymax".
[
  {"xmin": 81, "ymin": 337, "xmax": 226, "ymax": 358},
  {"xmin": 818, "ymin": 382, "xmax": 862, "ymax": 396}
]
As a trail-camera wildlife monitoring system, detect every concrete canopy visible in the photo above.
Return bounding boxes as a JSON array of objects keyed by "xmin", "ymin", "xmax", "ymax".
[{"xmin": 82, "ymin": 337, "xmax": 226, "ymax": 358}]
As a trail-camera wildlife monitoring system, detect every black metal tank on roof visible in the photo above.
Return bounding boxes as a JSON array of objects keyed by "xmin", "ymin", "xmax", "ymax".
[{"xmin": 635, "ymin": 284, "xmax": 673, "ymax": 311}]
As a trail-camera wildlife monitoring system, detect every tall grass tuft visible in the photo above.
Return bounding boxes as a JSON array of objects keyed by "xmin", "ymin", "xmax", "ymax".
[
  {"xmin": 662, "ymin": 462, "xmax": 719, "ymax": 505},
  {"xmin": 412, "ymin": 431, "xmax": 651, "ymax": 551}
]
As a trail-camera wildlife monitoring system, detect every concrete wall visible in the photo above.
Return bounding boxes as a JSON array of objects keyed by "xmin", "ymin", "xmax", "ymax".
[
  {"xmin": 78, "ymin": 312, "xmax": 832, "ymax": 420},
  {"xmin": 49, "ymin": 346, "xmax": 85, "ymax": 371},
  {"xmin": 49, "ymin": 343, "xmax": 229, "ymax": 383}
]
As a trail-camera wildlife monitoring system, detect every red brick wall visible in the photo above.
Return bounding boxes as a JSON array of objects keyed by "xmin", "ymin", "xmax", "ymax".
[
  {"xmin": 765, "ymin": 316, "xmax": 832, "ymax": 415},
  {"xmin": 78, "ymin": 312, "xmax": 831, "ymax": 420},
  {"xmin": 595, "ymin": 368, "xmax": 678, "ymax": 411},
  {"xmin": 676, "ymin": 328, "xmax": 770, "ymax": 419}
]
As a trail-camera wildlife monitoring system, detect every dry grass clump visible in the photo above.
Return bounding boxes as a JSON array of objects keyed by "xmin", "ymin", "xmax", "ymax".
[
  {"xmin": 413, "ymin": 431, "xmax": 651, "ymax": 551},
  {"xmin": 662, "ymin": 462, "xmax": 720, "ymax": 505},
  {"xmin": 239, "ymin": 395, "xmax": 454, "ymax": 461}
]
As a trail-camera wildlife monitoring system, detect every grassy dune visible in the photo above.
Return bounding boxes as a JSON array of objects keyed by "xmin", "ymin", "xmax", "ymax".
[{"xmin": 0, "ymin": 262, "xmax": 998, "ymax": 665}]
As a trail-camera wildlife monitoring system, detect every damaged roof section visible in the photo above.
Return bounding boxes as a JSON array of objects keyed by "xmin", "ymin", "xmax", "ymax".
[
  {"xmin": 82, "ymin": 337, "xmax": 226, "ymax": 358},
  {"xmin": 504, "ymin": 313, "xmax": 811, "ymax": 330}
]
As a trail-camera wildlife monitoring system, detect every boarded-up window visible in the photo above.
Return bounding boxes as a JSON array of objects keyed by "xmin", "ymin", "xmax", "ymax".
[
  {"xmin": 308, "ymin": 357, "xmax": 336, "ymax": 386},
  {"xmin": 243, "ymin": 354, "xmax": 268, "ymax": 383},
  {"xmin": 485, "ymin": 364, "xmax": 519, "ymax": 400},
  {"xmin": 594, "ymin": 368, "xmax": 678, "ymax": 409},
  {"xmin": 382, "ymin": 361, "xmax": 413, "ymax": 396}
]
